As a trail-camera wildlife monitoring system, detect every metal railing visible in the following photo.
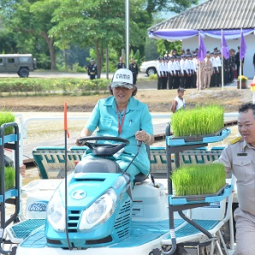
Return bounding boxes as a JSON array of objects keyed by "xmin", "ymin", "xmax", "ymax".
[{"xmin": 15, "ymin": 112, "xmax": 239, "ymax": 167}]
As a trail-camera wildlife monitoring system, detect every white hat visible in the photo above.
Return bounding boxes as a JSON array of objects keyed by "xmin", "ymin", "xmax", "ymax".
[{"xmin": 111, "ymin": 69, "xmax": 134, "ymax": 89}]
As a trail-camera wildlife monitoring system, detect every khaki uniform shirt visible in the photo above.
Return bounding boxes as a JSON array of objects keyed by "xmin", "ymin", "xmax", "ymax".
[
  {"xmin": 216, "ymin": 139, "xmax": 255, "ymax": 216},
  {"xmin": 204, "ymin": 59, "xmax": 213, "ymax": 74},
  {"xmin": 199, "ymin": 60, "xmax": 205, "ymax": 72}
]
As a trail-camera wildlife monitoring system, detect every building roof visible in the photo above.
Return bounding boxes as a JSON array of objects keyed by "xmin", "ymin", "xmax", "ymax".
[{"xmin": 149, "ymin": 0, "xmax": 255, "ymax": 31}]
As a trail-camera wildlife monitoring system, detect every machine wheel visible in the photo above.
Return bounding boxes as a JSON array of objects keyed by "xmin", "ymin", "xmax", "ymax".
[
  {"xmin": 18, "ymin": 68, "xmax": 29, "ymax": 78},
  {"xmin": 146, "ymin": 67, "xmax": 156, "ymax": 76}
]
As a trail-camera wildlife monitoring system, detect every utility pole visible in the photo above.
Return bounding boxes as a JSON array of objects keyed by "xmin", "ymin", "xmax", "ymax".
[{"xmin": 125, "ymin": 0, "xmax": 129, "ymax": 67}]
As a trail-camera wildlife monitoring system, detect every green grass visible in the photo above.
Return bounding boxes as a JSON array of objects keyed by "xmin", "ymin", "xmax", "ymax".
[
  {"xmin": 171, "ymin": 105, "xmax": 224, "ymax": 137},
  {"xmin": 0, "ymin": 111, "xmax": 15, "ymax": 135},
  {"xmin": 171, "ymin": 163, "xmax": 226, "ymax": 196},
  {"xmin": 0, "ymin": 166, "xmax": 15, "ymax": 190},
  {"xmin": 147, "ymin": 74, "xmax": 157, "ymax": 80}
]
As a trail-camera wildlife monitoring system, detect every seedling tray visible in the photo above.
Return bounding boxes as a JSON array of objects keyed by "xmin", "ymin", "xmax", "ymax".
[
  {"xmin": 171, "ymin": 128, "xmax": 225, "ymax": 142},
  {"xmin": 166, "ymin": 128, "xmax": 230, "ymax": 147},
  {"xmin": 169, "ymin": 184, "xmax": 233, "ymax": 206}
]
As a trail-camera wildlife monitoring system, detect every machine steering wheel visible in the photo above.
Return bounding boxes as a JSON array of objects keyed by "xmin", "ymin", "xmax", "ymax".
[{"xmin": 77, "ymin": 136, "xmax": 130, "ymax": 157}]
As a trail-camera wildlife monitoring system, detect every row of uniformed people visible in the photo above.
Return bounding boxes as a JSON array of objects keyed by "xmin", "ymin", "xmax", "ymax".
[
  {"xmin": 157, "ymin": 52, "xmax": 225, "ymax": 90},
  {"xmin": 157, "ymin": 55, "xmax": 198, "ymax": 90}
]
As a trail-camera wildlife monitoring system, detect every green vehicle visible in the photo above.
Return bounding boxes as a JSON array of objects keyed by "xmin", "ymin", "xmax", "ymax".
[{"xmin": 0, "ymin": 54, "xmax": 37, "ymax": 77}]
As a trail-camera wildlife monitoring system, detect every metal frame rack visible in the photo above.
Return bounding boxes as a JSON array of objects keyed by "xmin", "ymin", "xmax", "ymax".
[
  {"xmin": 163, "ymin": 124, "xmax": 232, "ymax": 255},
  {"xmin": 0, "ymin": 122, "xmax": 20, "ymax": 254}
]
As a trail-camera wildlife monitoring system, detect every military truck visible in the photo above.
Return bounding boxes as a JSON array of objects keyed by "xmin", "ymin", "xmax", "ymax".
[{"xmin": 0, "ymin": 54, "xmax": 37, "ymax": 77}]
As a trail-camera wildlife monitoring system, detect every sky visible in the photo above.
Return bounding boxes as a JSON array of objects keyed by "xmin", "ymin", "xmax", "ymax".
[{"xmin": 160, "ymin": 0, "xmax": 207, "ymax": 19}]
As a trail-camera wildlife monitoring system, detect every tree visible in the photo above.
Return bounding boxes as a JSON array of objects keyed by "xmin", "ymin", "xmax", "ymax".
[
  {"xmin": 141, "ymin": 0, "xmax": 199, "ymax": 63},
  {"xmin": 0, "ymin": 30, "xmax": 18, "ymax": 54},
  {"xmin": 157, "ymin": 39, "xmax": 182, "ymax": 57},
  {"xmin": 0, "ymin": 0, "xmax": 61, "ymax": 70},
  {"xmin": 144, "ymin": 38, "xmax": 158, "ymax": 61},
  {"xmin": 0, "ymin": 0, "xmax": 199, "ymax": 71},
  {"xmin": 29, "ymin": 0, "xmax": 62, "ymax": 69},
  {"xmin": 50, "ymin": 0, "xmax": 147, "ymax": 77}
]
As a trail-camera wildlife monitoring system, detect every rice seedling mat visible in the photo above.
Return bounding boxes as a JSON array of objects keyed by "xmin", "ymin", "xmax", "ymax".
[
  {"xmin": 0, "ymin": 112, "xmax": 15, "ymax": 135},
  {"xmin": 172, "ymin": 184, "xmax": 227, "ymax": 201}
]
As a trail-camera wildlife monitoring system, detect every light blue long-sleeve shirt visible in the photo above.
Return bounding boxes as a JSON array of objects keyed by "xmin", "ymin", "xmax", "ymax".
[{"xmin": 85, "ymin": 96, "xmax": 154, "ymax": 175}]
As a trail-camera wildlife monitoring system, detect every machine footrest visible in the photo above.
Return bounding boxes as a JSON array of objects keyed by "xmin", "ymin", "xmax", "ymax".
[{"xmin": 6, "ymin": 219, "xmax": 45, "ymax": 243}]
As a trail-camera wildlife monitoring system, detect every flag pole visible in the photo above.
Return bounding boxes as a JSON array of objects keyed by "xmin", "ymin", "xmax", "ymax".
[
  {"xmin": 239, "ymin": 28, "xmax": 242, "ymax": 90},
  {"xmin": 221, "ymin": 29, "xmax": 224, "ymax": 91},
  {"xmin": 125, "ymin": 0, "xmax": 130, "ymax": 67},
  {"xmin": 197, "ymin": 30, "xmax": 206, "ymax": 90},
  {"xmin": 64, "ymin": 102, "xmax": 71, "ymax": 250},
  {"xmin": 198, "ymin": 31, "xmax": 201, "ymax": 91}
]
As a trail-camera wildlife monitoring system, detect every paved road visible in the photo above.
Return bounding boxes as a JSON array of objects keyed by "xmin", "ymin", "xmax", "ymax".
[{"xmin": 0, "ymin": 71, "xmax": 149, "ymax": 80}]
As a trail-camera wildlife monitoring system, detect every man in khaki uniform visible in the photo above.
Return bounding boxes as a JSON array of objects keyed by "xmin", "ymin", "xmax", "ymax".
[
  {"xmin": 216, "ymin": 103, "xmax": 255, "ymax": 255},
  {"xmin": 204, "ymin": 53, "xmax": 213, "ymax": 88},
  {"xmin": 197, "ymin": 58, "xmax": 205, "ymax": 90}
]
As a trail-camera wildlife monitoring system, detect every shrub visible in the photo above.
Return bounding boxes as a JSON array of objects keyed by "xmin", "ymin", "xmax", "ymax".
[
  {"xmin": 171, "ymin": 105, "xmax": 224, "ymax": 137},
  {"xmin": 147, "ymin": 74, "xmax": 157, "ymax": 80},
  {"xmin": 72, "ymin": 63, "xmax": 86, "ymax": 73},
  {"xmin": 0, "ymin": 78, "xmax": 109, "ymax": 96},
  {"xmin": 171, "ymin": 163, "xmax": 226, "ymax": 196}
]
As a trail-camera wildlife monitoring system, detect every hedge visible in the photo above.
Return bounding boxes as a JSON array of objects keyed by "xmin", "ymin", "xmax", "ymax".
[{"xmin": 0, "ymin": 78, "xmax": 110, "ymax": 96}]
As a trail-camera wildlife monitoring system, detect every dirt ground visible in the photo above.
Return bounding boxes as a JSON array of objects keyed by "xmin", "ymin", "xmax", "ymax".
[{"xmin": 0, "ymin": 86, "xmax": 252, "ymax": 113}]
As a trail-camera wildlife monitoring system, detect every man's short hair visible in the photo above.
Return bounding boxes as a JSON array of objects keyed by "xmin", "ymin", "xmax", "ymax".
[
  {"xmin": 177, "ymin": 87, "xmax": 186, "ymax": 92},
  {"xmin": 239, "ymin": 103, "xmax": 255, "ymax": 118}
]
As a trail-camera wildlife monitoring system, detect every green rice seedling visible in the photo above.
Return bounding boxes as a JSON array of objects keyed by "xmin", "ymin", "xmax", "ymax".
[
  {"xmin": 0, "ymin": 166, "xmax": 15, "ymax": 190},
  {"xmin": 0, "ymin": 111, "xmax": 15, "ymax": 135},
  {"xmin": 171, "ymin": 105, "xmax": 224, "ymax": 137},
  {"xmin": 171, "ymin": 163, "xmax": 226, "ymax": 196}
]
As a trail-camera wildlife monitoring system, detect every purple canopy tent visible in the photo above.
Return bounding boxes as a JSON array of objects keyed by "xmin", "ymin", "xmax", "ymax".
[
  {"xmin": 149, "ymin": 29, "xmax": 200, "ymax": 41},
  {"xmin": 149, "ymin": 28, "xmax": 254, "ymax": 41}
]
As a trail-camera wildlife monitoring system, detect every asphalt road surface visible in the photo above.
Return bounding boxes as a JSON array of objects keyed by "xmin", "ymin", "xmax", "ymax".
[
  {"xmin": 0, "ymin": 71, "xmax": 149, "ymax": 80},
  {"xmin": 0, "ymin": 71, "xmax": 156, "ymax": 89}
]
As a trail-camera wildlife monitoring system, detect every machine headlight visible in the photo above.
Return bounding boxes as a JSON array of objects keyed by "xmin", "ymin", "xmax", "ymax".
[
  {"xmin": 47, "ymin": 190, "xmax": 65, "ymax": 232},
  {"xmin": 79, "ymin": 188, "xmax": 117, "ymax": 232}
]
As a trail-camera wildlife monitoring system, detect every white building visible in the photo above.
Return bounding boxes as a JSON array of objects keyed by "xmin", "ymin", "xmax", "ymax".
[{"xmin": 148, "ymin": 0, "xmax": 255, "ymax": 78}]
